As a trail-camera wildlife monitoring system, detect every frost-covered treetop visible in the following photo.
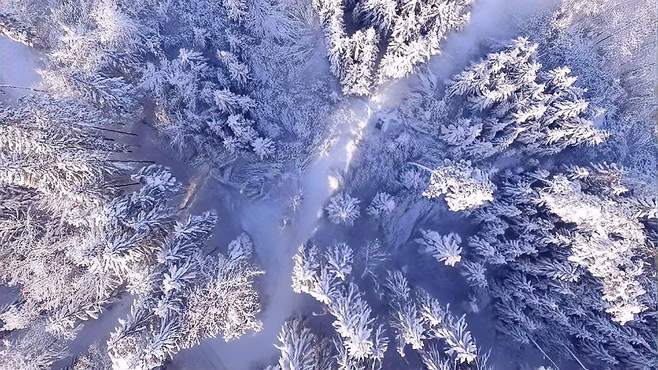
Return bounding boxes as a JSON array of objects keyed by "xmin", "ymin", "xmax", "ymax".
[
  {"xmin": 404, "ymin": 37, "xmax": 608, "ymax": 165},
  {"xmin": 315, "ymin": 0, "xmax": 472, "ymax": 95}
]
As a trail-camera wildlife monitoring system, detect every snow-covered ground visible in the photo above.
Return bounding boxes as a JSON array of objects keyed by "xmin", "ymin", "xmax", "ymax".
[
  {"xmin": 0, "ymin": 36, "xmax": 40, "ymax": 100},
  {"xmin": 427, "ymin": 0, "xmax": 556, "ymax": 76},
  {"xmin": 170, "ymin": 95, "xmax": 378, "ymax": 370}
]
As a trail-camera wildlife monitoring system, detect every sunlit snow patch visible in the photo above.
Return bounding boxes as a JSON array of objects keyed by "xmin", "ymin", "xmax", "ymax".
[{"xmin": 328, "ymin": 175, "xmax": 340, "ymax": 191}]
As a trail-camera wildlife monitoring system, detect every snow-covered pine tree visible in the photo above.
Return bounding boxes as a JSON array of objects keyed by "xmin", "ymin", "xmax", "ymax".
[
  {"xmin": 269, "ymin": 318, "xmax": 336, "ymax": 370},
  {"xmin": 40, "ymin": 0, "xmax": 147, "ymax": 112},
  {"xmin": 415, "ymin": 230, "xmax": 462, "ymax": 267},
  {"xmin": 217, "ymin": 50, "xmax": 251, "ymax": 87},
  {"xmin": 0, "ymin": 94, "xmax": 128, "ymax": 225},
  {"xmin": 0, "ymin": 94, "xmax": 149, "ymax": 349},
  {"xmin": 69, "ymin": 342, "xmax": 112, "ymax": 370},
  {"xmin": 330, "ymin": 282, "xmax": 378, "ymax": 360},
  {"xmin": 382, "ymin": 270, "xmax": 485, "ymax": 367},
  {"xmin": 336, "ymin": 28, "xmax": 379, "ymax": 96},
  {"xmin": 290, "ymin": 242, "xmax": 387, "ymax": 367},
  {"xmin": 314, "ymin": 0, "xmax": 380, "ymax": 95},
  {"xmin": 29, "ymin": 0, "xmax": 282, "ymax": 194},
  {"xmin": 525, "ymin": 0, "xmax": 657, "ymax": 185},
  {"xmin": 326, "ymin": 242, "xmax": 354, "ymax": 281},
  {"xmin": 419, "ymin": 159, "xmax": 494, "ymax": 212},
  {"xmin": 0, "ymin": 321, "xmax": 68, "ymax": 369},
  {"xmin": 181, "ymin": 233, "xmax": 263, "ymax": 344},
  {"xmin": 366, "ymin": 192, "xmax": 396, "ymax": 219},
  {"xmin": 376, "ymin": 0, "xmax": 472, "ymax": 81},
  {"xmin": 99, "ymin": 165, "xmax": 180, "ymax": 277},
  {"xmin": 453, "ymin": 38, "xmax": 606, "ymax": 155},
  {"xmin": 384, "ymin": 271, "xmax": 426, "ymax": 355},
  {"xmin": 402, "ymin": 37, "xmax": 607, "ymax": 167},
  {"xmin": 461, "ymin": 165, "xmax": 656, "ymax": 368},
  {"xmin": 418, "ymin": 292, "xmax": 478, "ymax": 365},
  {"xmin": 538, "ymin": 169, "xmax": 652, "ymax": 324},
  {"xmin": 291, "ymin": 243, "xmax": 335, "ymax": 304},
  {"xmin": 355, "ymin": 239, "xmax": 390, "ymax": 293},
  {"xmin": 108, "ymin": 215, "xmax": 263, "ymax": 369},
  {"xmin": 0, "ymin": 12, "xmax": 42, "ymax": 47},
  {"xmin": 418, "ymin": 344, "xmax": 452, "ymax": 370},
  {"xmin": 40, "ymin": 68, "xmax": 134, "ymax": 112},
  {"xmin": 314, "ymin": 0, "xmax": 472, "ymax": 94},
  {"xmin": 325, "ymin": 192, "xmax": 361, "ymax": 226},
  {"xmin": 352, "ymin": 0, "xmax": 397, "ymax": 35}
]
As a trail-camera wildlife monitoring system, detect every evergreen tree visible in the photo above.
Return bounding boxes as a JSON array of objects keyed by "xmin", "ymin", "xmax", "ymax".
[
  {"xmin": 291, "ymin": 243, "xmax": 387, "ymax": 367},
  {"xmin": 525, "ymin": 0, "xmax": 657, "ymax": 185},
  {"xmin": 446, "ymin": 38, "xmax": 604, "ymax": 160},
  {"xmin": 415, "ymin": 230, "xmax": 462, "ymax": 267},
  {"xmin": 107, "ymin": 215, "xmax": 263, "ymax": 369},
  {"xmin": 314, "ymin": 0, "xmax": 472, "ymax": 94},
  {"xmin": 377, "ymin": 0, "xmax": 472, "ymax": 81},
  {"xmin": 0, "ymin": 94, "xmax": 137, "ymax": 347},
  {"xmin": 325, "ymin": 192, "xmax": 361, "ymax": 226},
  {"xmin": 460, "ymin": 165, "xmax": 656, "ymax": 368},
  {"xmin": 0, "ymin": 322, "xmax": 67, "ymax": 370},
  {"xmin": 269, "ymin": 318, "xmax": 336, "ymax": 370},
  {"xmin": 382, "ymin": 270, "xmax": 486, "ymax": 367},
  {"xmin": 420, "ymin": 159, "xmax": 494, "ymax": 212},
  {"xmin": 366, "ymin": 192, "xmax": 396, "ymax": 219}
]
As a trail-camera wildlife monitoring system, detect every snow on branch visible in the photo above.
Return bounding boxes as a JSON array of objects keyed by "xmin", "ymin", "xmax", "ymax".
[{"xmin": 416, "ymin": 230, "xmax": 463, "ymax": 267}]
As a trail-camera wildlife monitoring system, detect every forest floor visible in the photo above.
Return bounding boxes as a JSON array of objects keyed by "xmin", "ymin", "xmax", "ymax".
[
  {"xmin": 170, "ymin": 88, "xmax": 380, "ymax": 370},
  {"xmin": 0, "ymin": 36, "xmax": 41, "ymax": 101}
]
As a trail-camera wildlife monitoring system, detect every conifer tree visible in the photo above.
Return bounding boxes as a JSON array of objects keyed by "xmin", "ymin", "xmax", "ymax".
[
  {"xmin": 108, "ymin": 216, "xmax": 263, "ymax": 369},
  {"xmin": 269, "ymin": 318, "xmax": 336, "ymax": 370},
  {"xmin": 326, "ymin": 192, "xmax": 361, "ymax": 226},
  {"xmin": 291, "ymin": 243, "xmax": 387, "ymax": 367},
  {"xmin": 461, "ymin": 165, "xmax": 656, "ymax": 368},
  {"xmin": 314, "ymin": 0, "xmax": 472, "ymax": 95}
]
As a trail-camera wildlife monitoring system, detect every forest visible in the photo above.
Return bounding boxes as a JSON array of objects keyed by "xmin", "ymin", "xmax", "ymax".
[{"xmin": 0, "ymin": 0, "xmax": 656, "ymax": 369}]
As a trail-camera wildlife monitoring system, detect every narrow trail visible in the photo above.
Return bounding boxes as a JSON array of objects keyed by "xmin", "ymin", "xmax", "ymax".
[
  {"xmin": 171, "ymin": 96, "xmax": 379, "ymax": 370},
  {"xmin": 0, "ymin": 35, "xmax": 41, "ymax": 101}
]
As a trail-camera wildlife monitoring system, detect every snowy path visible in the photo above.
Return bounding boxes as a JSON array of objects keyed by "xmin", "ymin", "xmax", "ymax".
[
  {"xmin": 0, "ymin": 36, "xmax": 40, "ymax": 100},
  {"xmin": 427, "ymin": 0, "xmax": 556, "ymax": 75},
  {"xmin": 171, "ymin": 97, "xmax": 377, "ymax": 369}
]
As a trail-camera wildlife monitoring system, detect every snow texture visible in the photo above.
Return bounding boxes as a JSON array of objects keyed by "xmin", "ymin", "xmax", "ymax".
[{"xmin": 0, "ymin": 36, "xmax": 40, "ymax": 100}]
